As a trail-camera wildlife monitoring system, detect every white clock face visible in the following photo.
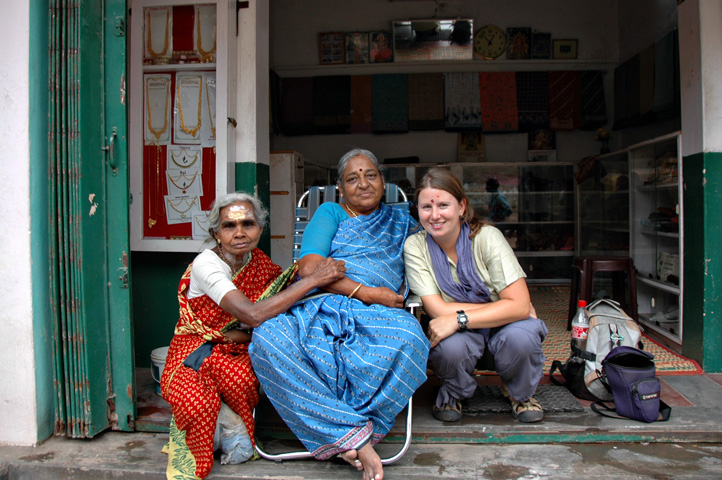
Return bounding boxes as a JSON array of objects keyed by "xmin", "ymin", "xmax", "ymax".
[{"xmin": 474, "ymin": 26, "xmax": 507, "ymax": 60}]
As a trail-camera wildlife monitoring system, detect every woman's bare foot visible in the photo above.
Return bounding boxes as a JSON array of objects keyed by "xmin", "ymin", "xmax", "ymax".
[
  {"xmin": 357, "ymin": 443, "xmax": 383, "ymax": 480},
  {"xmin": 340, "ymin": 449, "xmax": 364, "ymax": 472}
]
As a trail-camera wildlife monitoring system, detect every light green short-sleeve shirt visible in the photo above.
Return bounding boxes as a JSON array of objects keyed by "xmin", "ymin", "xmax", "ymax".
[{"xmin": 403, "ymin": 224, "xmax": 526, "ymax": 303}]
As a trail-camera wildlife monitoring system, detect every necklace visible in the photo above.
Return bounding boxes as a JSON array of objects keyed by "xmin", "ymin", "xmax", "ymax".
[
  {"xmin": 214, "ymin": 245, "xmax": 244, "ymax": 273},
  {"xmin": 170, "ymin": 148, "xmax": 199, "ymax": 168},
  {"xmin": 155, "ymin": 147, "xmax": 166, "ymax": 217},
  {"xmin": 147, "ymin": 145, "xmax": 159, "ymax": 228},
  {"xmin": 196, "ymin": 6, "xmax": 217, "ymax": 62},
  {"xmin": 146, "ymin": 8, "xmax": 169, "ymax": 58},
  {"xmin": 344, "ymin": 203, "xmax": 358, "ymax": 217},
  {"xmin": 145, "ymin": 77, "xmax": 169, "ymax": 141},
  {"xmin": 205, "ymin": 78, "xmax": 216, "ymax": 139},
  {"xmin": 194, "ymin": 214, "xmax": 210, "ymax": 232},
  {"xmin": 167, "ymin": 171, "xmax": 199, "ymax": 194},
  {"xmin": 167, "ymin": 196, "xmax": 198, "ymax": 218},
  {"xmin": 177, "ymin": 77, "xmax": 203, "ymax": 138}
]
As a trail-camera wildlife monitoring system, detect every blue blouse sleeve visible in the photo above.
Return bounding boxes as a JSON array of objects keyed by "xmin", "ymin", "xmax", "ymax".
[{"xmin": 299, "ymin": 203, "xmax": 345, "ymax": 259}]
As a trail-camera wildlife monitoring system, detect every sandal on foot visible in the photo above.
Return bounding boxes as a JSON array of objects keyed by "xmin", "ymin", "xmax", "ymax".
[
  {"xmin": 510, "ymin": 396, "xmax": 544, "ymax": 423},
  {"xmin": 432, "ymin": 399, "xmax": 462, "ymax": 422}
]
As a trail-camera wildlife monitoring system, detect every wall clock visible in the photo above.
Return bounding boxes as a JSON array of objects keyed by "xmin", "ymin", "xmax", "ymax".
[{"xmin": 474, "ymin": 25, "xmax": 507, "ymax": 60}]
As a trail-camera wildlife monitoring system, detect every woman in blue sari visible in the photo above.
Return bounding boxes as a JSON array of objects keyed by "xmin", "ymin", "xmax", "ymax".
[{"xmin": 250, "ymin": 149, "xmax": 430, "ymax": 480}]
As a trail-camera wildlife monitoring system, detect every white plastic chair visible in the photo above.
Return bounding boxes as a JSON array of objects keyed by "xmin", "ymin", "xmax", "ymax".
[{"xmin": 255, "ymin": 183, "xmax": 419, "ymax": 465}]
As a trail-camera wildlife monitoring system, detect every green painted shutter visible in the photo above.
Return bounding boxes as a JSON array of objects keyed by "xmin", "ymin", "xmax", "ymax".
[{"xmin": 48, "ymin": 0, "xmax": 134, "ymax": 438}]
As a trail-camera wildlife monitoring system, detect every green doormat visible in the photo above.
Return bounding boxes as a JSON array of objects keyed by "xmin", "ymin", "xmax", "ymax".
[{"xmin": 462, "ymin": 384, "xmax": 584, "ymax": 414}]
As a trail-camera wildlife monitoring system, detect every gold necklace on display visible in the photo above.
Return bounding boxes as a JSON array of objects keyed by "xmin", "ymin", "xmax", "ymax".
[
  {"xmin": 147, "ymin": 145, "xmax": 159, "ymax": 228},
  {"xmin": 167, "ymin": 171, "xmax": 199, "ymax": 194},
  {"xmin": 205, "ymin": 79, "xmax": 216, "ymax": 139},
  {"xmin": 194, "ymin": 215, "xmax": 210, "ymax": 233},
  {"xmin": 170, "ymin": 148, "xmax": 200, "ymax": 168},
  {"xmin": 177, "ymin": 78, "xmax": 203, "ymax": 138},
  {"xmin": 155, "ymin": 149, "xmax": 166, "ymax": 217},
  {"xmin": 146, "ymin": 8, "xmax": 169, "ymax": 58},
  {"xmin": 146, "ymin": 78, "xmax": 169, "ymax": 141},
  {"xmin": 196, "ymin": 7, "xmax": 217, "ymax": 62},
  {"xmin": 167, "ymin": 196, "xmax": 198, "ymax": 218},
  {"xmin": 344, "ymin": 203, "xmax": 359, "ymax": 217}
]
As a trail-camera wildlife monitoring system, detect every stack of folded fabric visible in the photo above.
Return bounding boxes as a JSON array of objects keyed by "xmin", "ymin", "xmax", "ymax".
[{"xmin": 641, "ymin": 206, "xmax": 678, "ymax": 232}]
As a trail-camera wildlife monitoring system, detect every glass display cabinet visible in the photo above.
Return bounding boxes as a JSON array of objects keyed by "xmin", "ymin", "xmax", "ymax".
[
  {"xmin": 575, "ymin": 149, "xmax": 630, "ymax": 256},
  {"xmin": 629, "ymin": 132, "xmax": 683, "ymax": 343},
  {"xmin": 384, "ymin": 161, "xmax": 575, "ymax": 283},
  {"xmin": 129, "ymin": 0, "xmax": 235, "ymax": 252}
]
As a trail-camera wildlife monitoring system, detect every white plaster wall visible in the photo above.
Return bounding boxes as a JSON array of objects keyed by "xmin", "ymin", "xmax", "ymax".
[
  {"xmin": 268, "ymin": 0, "xmax": 622, "ymax": 167},
  {"xmin": 678, "ymin": 0, "xmax": 703, "ymax": 157},
  {"xmin": 0, "ymin": 0, "xmax": 38, "ymax": 445},
  {"xmin": 236, "ymin": 0, "xmax": 270, "ymax": 167},
  {"xmin": 269, "ymin": 0, "xmax": 681, "ymax": 167},
  {"xmin": 699, "ymin": 0, "xmax": 722, "ymax": 153},
  {"xmin": 618, "ymin": 0, "xmax": 680, "ymax": 62},
  {"xmin": 271, "ymin": 0, "xmax": 620, "ymax": 68}
]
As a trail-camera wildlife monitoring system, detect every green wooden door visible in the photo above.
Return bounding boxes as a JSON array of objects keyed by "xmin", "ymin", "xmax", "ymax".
[{"xmin": 48, "ymin": 0, "xmax": 134, "ymax": 438}]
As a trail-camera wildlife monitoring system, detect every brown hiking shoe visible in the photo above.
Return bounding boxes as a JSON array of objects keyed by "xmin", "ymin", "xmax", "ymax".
[
  {"xmin": 432, "ymin": 399, "xmax": 462, "ymax": 422},
  {"xmin": 502, "ymin": 383, "xmax": 544, "ymax": 423}
]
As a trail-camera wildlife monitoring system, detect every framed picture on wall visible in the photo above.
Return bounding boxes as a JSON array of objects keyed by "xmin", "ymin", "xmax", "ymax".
[
  {"xmin": 531, "ymin": 32, "xmax": 551, "ymax": 59},
  {"xmin": 319, "ymin": 32, "xmax": 345, "ymax": 64},
  {"xmin": 528, "ymin": 128, "xmax": 556, "ymax": 150},
  {"xmin": 345, "ymin": 32, "xmax": 369, "ymax": 64},
  {"xmin": 507, "ymin": 27, "xmax": 531, "ymax": 59},
  {"xmin": 553, "ymin": 39, "xmax": 578, "ymax": 59},
  {"xmin": 457, "ymin": 131, "xmax": 486, "ymax": 162},
  {"xmin": 370, "ymin": 30, "xmax": 394, "ymax": 63}
]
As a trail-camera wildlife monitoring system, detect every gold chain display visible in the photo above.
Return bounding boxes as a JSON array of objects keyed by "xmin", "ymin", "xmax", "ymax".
[
  {"xmin": 167, "ymin": 171, "xmax": 199, "ymax": 194},
  {"xmin": 177, "ymin": 77, "xmax": 203, "ymax": 138},
  {"xmin": 147, "ymin": 145, "xmax": 160, "ymax": 228},
  {"xmin": 194, "ymin": 215, "xmax": 210, "ymax": 234},
  {"xmin": 167, "ymin": 196, "xmax": 198, "ymax": 218},
  {"xmin": 145, "ymin": 77, "xmax": 169, "ymax": 141},
  {"xmin": 170, "ymin": 148, "xmax": 200, "ymax": 168},
  {"xmin": 146, "ymin": 8, "xmax": 169, "ymax": 58},
  {"xmin": 155, "ymin": 150, "xmax": 166, "ymax": 217},
  {"xmin": 196, "ymin": 6, "xmax": 216, "ymax": 62}
]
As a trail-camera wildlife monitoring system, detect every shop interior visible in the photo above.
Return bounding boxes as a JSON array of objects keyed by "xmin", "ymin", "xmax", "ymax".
[{"xmin": 130, "ymin": 0, "xmax": 684, "ymax": 432}]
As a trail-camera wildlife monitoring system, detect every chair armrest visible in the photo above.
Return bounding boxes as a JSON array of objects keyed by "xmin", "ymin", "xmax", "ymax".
[{"xmin": 405, "ymin": 293, "xmax": 422, "ymax": 309}]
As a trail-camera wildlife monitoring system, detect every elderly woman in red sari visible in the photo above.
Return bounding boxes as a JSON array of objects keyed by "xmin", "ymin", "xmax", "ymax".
[{"xmin": 160, "ymin": 192, "xmax": 345, "ymax": 479}]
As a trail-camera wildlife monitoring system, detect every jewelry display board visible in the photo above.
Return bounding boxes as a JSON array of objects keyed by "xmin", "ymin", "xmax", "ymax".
[
  {"xmin": 142, "ymin": 66, "xmax": 215, "ymax": 236},
  {"xmin": 131, "ymin": 0, "xmax": 232, "ymax": 251}
]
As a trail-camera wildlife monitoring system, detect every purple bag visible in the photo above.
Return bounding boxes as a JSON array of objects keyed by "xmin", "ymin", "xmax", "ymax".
[{"xmin": 591, "ymin": 346, "xmax": 671, "ymax": 423}]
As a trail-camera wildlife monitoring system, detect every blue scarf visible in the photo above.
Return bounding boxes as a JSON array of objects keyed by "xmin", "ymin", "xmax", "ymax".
[{"xmin": 426, "ymin": 222, "xmax": 491, "ymax": 304}]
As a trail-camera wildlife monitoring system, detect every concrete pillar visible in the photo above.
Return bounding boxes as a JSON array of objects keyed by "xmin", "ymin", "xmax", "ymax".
[{"xmin": 678, "ymin": 0, "xmax": 722, "ymax": 372}]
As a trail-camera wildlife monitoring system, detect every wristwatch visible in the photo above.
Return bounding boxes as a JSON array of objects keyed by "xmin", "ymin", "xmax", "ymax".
[{"xmin": 457, "ymin": 310, "xmax": 469, "ymax": 332}]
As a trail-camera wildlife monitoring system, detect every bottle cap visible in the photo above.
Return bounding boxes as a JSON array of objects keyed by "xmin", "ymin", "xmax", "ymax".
[{"xmin": 577, "ymin": 300, "xmax": 587, "ymax": 308}]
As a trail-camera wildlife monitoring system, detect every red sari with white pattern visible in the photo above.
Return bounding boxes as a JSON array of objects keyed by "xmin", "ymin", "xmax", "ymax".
[{"xmin": 160, "ymin": 248, "xmax": 282, "ymax": 479}]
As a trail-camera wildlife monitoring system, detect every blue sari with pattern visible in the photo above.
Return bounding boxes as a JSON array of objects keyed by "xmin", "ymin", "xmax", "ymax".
[{"xmin": 250, "ymin": 203, "xmax": 430, "ymax": 459}]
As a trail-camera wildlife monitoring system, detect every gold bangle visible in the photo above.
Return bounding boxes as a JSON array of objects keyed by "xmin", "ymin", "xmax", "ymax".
[{"xmin": 348, "ymin": 282, "xmax": 363, "ymax": 299}]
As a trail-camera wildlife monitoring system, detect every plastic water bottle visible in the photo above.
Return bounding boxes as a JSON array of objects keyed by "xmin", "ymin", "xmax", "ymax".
[{"xmin": 571, "ymin": 299, "xmax": 589, "ymax": 353}]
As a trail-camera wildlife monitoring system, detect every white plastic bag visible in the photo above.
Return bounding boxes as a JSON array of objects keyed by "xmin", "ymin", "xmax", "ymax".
[{"xmin": 213, "ymin": 402, "xmax": 254, "ymax": 465}]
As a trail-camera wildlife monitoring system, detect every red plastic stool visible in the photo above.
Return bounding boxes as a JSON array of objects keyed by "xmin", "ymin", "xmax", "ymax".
[{"xmin": 567, "ymin": 256, "xmax": 639, "ymax": 330}]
